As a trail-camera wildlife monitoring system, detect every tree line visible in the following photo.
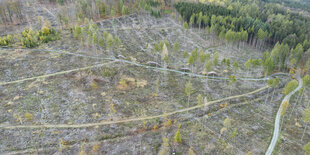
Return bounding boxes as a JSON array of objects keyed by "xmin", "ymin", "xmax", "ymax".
[
  {"xmin": 174, "ymin": 1, "xmax": 310, "ymax": 49},
  {"xmin": 174, "ymin": 1, "xmax": 310, "ymax": 74}
]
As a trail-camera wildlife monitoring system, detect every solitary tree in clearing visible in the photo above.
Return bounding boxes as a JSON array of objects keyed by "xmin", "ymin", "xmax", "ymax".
[
  {"xmin": 199, "ymin": 51, "xmax": 206, "ymax": 64},
  {"xmin": 244, "ymin": 58, "xmax": 252, "ymax": 76},
  {"xmin": 229, "ymin": 75, "xmax": 236, "ymax": 95},
  {"xmin": 213, "ymin": 52, "xmax": 219, "ymax": 66},
  {"xmin": 197, "ymin": 94, "xmax": 203, "ymax": 105},
  {"xmin": 174, "ymin": 124, "xmax": 182, "ymax": 143},
  {"xmin": 185, "ymin": 81, "xmax": 193, "ymax": 109},
  {"xmin": 233, "ymin": 61, "xmax": 239, "ymax": 72},
  {"xmin": 173, "ymin": 42, "xmax": 179, "ymax": 53}
]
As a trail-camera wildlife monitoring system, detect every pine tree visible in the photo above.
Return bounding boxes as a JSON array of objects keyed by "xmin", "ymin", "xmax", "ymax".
[
  {"xmin": 213, "ymin": 52, "xmax": 219, "ymax": 66},
  {"xmin": 199, "ymin": 51, "xmax": 206, "ymax": 64},
  {"xmin": 198, "ymin": 12, "xmax": 203, "ymax": 30},
  {"xmin": 283, "ymin": 80, "xmax": 298, "ymax": 95},
  {"xmin": 233, "ymin": 61, "xmax": 239, "ymax": 72},
  {"xmin": 183, "ymin": 51, "xmax": 189, "ymax": 58},
  {"xmin": 99, "ymin": 1, "xmax": 106, "ymax": 18},
  {"xmin": 197, "ymin": 94, "xmax": 203, "ymax": 105},
  {"xmin": 121, "ymin": 5, "xmax": 127, "ymax": 15},
  {"xmin": 264, "ymin": 56, "xmax": 274, "ymax": 75},
  {"xmin": 305, "ymin": 59, "xmax": 310, "ymax": 73},
  {"xmin": 205, "ymin": 60, "xmax": 212, "ymax": 72},
  {"xmin": 244, "ymin": 58, "xmax": 252, "ymax": 75},
  {"xmin": 173, "ymin": 42, "xmax": 179, "ymax": 52},
  {"xmin": 257, "ymin": 28, "xmax": 268, "ymax": 49},
  {"xmin": 231, "ymin": 128, "xmax": 237, "ymax": 139},
  {"xmin": 293, "ymin": 43, "xmax": 304, "ymax": 65},
  {"xmin": 303, "ymin": 75, "xmax": 310, "ymax": 87},
  {"xmin": 226, "ymin": 59, "xmax": 231, "ymax": 68},
  {"xmin": 174, "ymin": 127, "xmax": 182, "ymax": 143},
  {"xmin": 188, "ymin": 53, "xmax": 195, "ymax": 66},
  {"xmin": 184, "ymin": 21, "xmax": 189, "ymax": 29},
  {"xmin": 185, "ymin": 81, "xmax": 193, "ymax": 108},
  {"xmin": 229, "ymin": 75, "xmax": 236, "ymax": 85},
  {"xmin": 223, "ymin": 117, "xmax": 231, "ymax": 129},
  {"xmin": 189, "ymin": 14, "xmax": 195, "ymax": 28}
]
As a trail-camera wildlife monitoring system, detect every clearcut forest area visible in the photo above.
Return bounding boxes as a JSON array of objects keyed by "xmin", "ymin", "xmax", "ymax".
[{"xmin": 0, "ymin": 0, "xmax": 310, "ymax": 155}]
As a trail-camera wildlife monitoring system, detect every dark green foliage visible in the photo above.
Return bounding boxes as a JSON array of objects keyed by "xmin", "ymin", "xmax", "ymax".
[
  {"xmin": 174, "ymin": 1, "xmax": 310, "ymax": 73},
  {"xmin": 262, "ymin": 0, "xmax": 310, "ymax": 13},
  {"xmin": 150, "ymin": 9, "xmax": 161, "ymax": 18},
  {"xmin": 146, "ymin": 0, "xmax": 161, "ymax": 7},
  {"xmin": 174, "ymin": 2, "xmax": 236, "ymax": 23},
  {"xmin": 174, "ymin": 1, "xmax": 310, "ymax": 51},
  {"xmin": 56, "ymin": 0, "xmax": 65, "ymax": 5}
]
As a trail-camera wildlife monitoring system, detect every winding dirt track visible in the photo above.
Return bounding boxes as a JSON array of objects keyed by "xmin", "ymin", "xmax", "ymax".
[
  {"xmin": 0, "ymin": 61, "xmax": 117, "ymax": 86},
  {"xmin": 265, "ymin": 73, "xmax": 303, "ymax": 155},
  {"xmin": 0, "ymin": 86, "xmax": 268, "ymax": 129},
  {"xmin": 0, "ymin": 47, "xmax": 289, "ymax": 85}
]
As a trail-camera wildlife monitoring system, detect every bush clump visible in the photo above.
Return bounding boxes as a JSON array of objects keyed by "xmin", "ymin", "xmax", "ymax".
[
  {"xmin": 21, "ymin": 26, "xmax": 59, "ymax": 48},
  {"xmin": 0, "ymin": 35, "xmax": 14, "ymax": 47},
  {"xmin": 22, "ymin": 29, "xmax": 39, "ymax": 48}
]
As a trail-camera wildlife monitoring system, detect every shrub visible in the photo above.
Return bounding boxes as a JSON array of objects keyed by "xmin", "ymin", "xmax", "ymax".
[
  {"xmin": 283, "ymin": 80, "xmax": 298, "ymax": 95},
  {"xmin": 22, "ymin": 29, "xmax": 39, "ymax": 48},
  {"xmin": 24, "ymin": 112, "xmax": 33, "ymax": 121},
  {"xmin": 21, "ymin": 27, "xmax": 59, "ymax": 48},
  {"xmin": 41, "ymin": 26, "xmax": 50, "ymax": 36},
  {"xmin": 0, "ymin": 37, "xmax": 7, "ymax": 46},
  {"xmin": 150, "ymin": 9, "xmax": 161, "ymax": 18},
  {"xmin": 0, "ymin": 35, "xmax": 14, "ymax": 46},
  {"xmin": 174, "ymin": 129, "xmax": 181, "ymax": 143},
  {"xmin": 303, "ymin": 74, "xmax": 310, "ymax": 87}
]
